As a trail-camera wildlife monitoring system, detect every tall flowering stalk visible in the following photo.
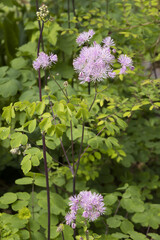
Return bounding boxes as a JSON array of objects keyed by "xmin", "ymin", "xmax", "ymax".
[{"xmin": 33, "ymin": 3, "xmax": 57, "ymax": 240}]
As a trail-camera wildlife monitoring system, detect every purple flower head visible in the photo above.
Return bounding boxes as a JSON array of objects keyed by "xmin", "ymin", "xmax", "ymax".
[
  {"xmin": 118, "ymin": 54, "xmax": 134, "ymax": 74},
  {"xmin": 74, "ymin": 31, "xmax": 134, "ymax": 82},
  {"xmin": 76, "ymin": 29, "xmax": 95, "ymax": 46},
  {"xmin": 65, "ymin": 191, "xmax": 106, "ymax": 228},
  {"xmin": 33, "ymin": 52, "xmax": 58, "ymax": 70},
  {"xmin": 65, "ymin": 211, "xmax": 76, "ymax": 225},
  {"xmin": 102, "ymin": 36, "xmax": 115, "ymax": 47},
  {"xmin": 73, "ymin": 43, "xmax": 115, "ymax": 83},
  {"xmin": 49, "ymin": 53, "xmax": 58, "ymax": 63}
]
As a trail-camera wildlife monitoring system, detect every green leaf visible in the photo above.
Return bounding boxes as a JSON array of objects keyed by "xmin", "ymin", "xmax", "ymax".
[
  {"xmin": 63, "ymin": 225, "xmax": 74, "ymax": 240},
  {"xmin": 38, "ymin": 213, "xmax": 58, "ymax": 229},
  {"xmin": 39, "ymin": 117, "xmax": 52, "ymax": 132},
  {"xmin": 0, "ymin": 66, "xmax": 8, "ymax": 77},
  {"xmin": 116, "ymin": 118, "xmax": 127, "ymax": 130},
  {"xmin": 0, "ymin": 79, "xmax": 20, "ymax": 97},
  {"xmin": 34, "ymin": 175, "xmax": 46, "ymax": 187},
  {"xmin": 52, "ymin": 175, "xmax": 65, "ymax": 187},
  {"xmin": 148, "ymin": 233, "xmax": 160, "ymax": 240},
  {"xmin": 132, "ymin": 104, "xmax": 141, "ymax": 111},
  {"xmin": 107, "ymin": 216, "xmax": 124, "ymax": 228},
  {"xmin": 105, "ymin": 138, "xmax": 112, "ymax": 149},
  {"xmin": 121, "ymin": 198, "xmax": 144, "ymax": 213},
  {"xmin": 108, "ymin": 137, "xmax": 119, "ymax": 146},
  {"xmin": 21, "ymin": 155, "xmax": 32, "ymax": 175},
  {"xmin": 12, "ymin": 200, "xmax": 28, "ymax": 211},
  {"xmin": 0, "ymin": 192, "xmax": 17, "ymax": 204},
  {"xmin": 49, "ymin": 225, "xmax": 60, "ymax": 239},
  {"xmin": 31, "ymin": 155, "xmax": 40, "ymax": 166},
  {"xmin": 11, "ymin": 57, "xmax": 28, "ymax": 69},
  {"xmin": 104, "ymin": 193, "xmax": 118, "ymax": 206},
  {"xmin": 17, "ymin": 192, "xmax": 30, "ymax": 200},
  {"xmin": 88, "ymin": 137, "xmax": 98, "ymax": 149},
  {"xmin": 10, "ymin": 132, "xmax": 23, "ymax": 148},
  {"xmin": 19, "ymin": 230, "xmax": 30, "ymax": 240},
  {"xmin": 120, "ymin": 220, "xmax": 134, "ymax": 234},
  {"xmin": 28, "ymin": 119, "xmax": 37, "ymax": 133},
  {"xmin": 0, "ymin": 127, "xmax": 10, "ymax": 140},
  {"xmin": 18, "ymin": 41, "xmax": 37, "ymax": 56},
  {"xmin": 129, "ymin": 231, "xmax": 147, "ymax": 240},
  {"xmin": 36, "ymin": 101, "xmax": 45, "ymax": 115},
  {"xmin": 15, "ymin": 177, "xmax": 33, "ymax": 185},
  {"xmin": 111, "ymin": 233, "xmax": 129, "ymax": 239},
  {"xmin": 94, "ymin": 151, "xmax": 101, "ymax": 160}
]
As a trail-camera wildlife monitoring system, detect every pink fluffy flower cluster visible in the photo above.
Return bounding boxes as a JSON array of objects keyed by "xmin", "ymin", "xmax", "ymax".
[
  {"xmin": 65, "ymin": 191, "xmax": 106, "ymax": 229},
  {"xmin": 74, "ymin": 29, "xmax": 134, "ymax": 84},
  {"xmin": 33, "ymin": 52, "xmax": 57, "ymax": 70}
]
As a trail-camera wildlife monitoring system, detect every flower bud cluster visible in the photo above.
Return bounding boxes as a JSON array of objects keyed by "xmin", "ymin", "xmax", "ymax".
[
  {"xmin": 10, "ymin": 144, "xmax": 31, "ymax": 155},
  {"xmin": 36, "ymin": 4, "xmax": 49, "ymax": 20}
]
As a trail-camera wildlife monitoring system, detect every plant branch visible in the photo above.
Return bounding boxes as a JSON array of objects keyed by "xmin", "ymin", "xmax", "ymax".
[
  {"xmin": 146, "ymin": 226, "xmax": 150, "ymax": 237},
  {"xmin": 75, "ymin": 122, "xmax": 85, "ymax": 175},
  {"xmin": 53, "ymin": 77, "xmax": 69, "ymax": 101},
  {"xmin": 42, "ymin": 133, "xmax": 50, "ymax": 240},
  {"xmin": 70, "ymin": 120, "xmax": 76, "ymax": 194},
  {"xmin": 67, "ymin": 0, "xmax": 70, "ymax": 28},
  {"xmin": 37, "ymin": 21, "xmax": 44, "ymax": 57},
  {"xmin": 114, "ymin": 199, "xmax": 121, "ymax": 216},
  {"xmin": 48, "ymin": 98, "xmax": 73, "ymax": 174},
  {"xmin": 89, "ymin": 83, "xmax": 97, "ymax": 112},
  {"xmin": 79, "ymin": 125, "xmax": 106, "ymax": 161},
  {"xmin": 36, "ymin": 5, "xmax": 50, "ymax": 238},
  {"xmin": 62, "ymin": 231, "xmax": 65, "ymax": 240},
  {"xmin": 72, "ymin": 0, "xmax": 76, "ymax": 16}
]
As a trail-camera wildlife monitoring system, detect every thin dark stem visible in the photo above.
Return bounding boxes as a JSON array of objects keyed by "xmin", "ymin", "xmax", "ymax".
[
  {"xmin": 89, "ymin": 83, "xmax": 97, "ymax": 112},
  {"xmin": 42, "ymin": 133, "xmax": 50, "ymax": 240},
  {"xmin": 31, "ymin": 174, "xmax": 35, "ymax": 219},
  {"xmin": 59, "ymin": 138, "xmax": 74, "ymax": 175},
  {"xmin": 62, "ymin": 231, "xmax": 65, "ymax": 240},
  {"xmin": 88, "ymin": 82, "xmax": 90, "ymax": 95},
  {"xmin": 75, "ymin": 123, "xmax": 85, "ymax": 175},
  {"xmin": 67, "ymin": 0, "xmax": 70, "ymax": 28},
  {"xmin": 36, "ymin": 8, "xmax": 50, "ymax": 238},
  {"xmin": 146, "ymin": 226, "xmax": 150, "ymax": 237},
  {"xmin": 28, "ymin": 222, "xmax": 32, "ymax": 240},
  {"xmin": 150, "ymin": 51, "xmax": 158, "ymax": 79},
  {"xmin": 114, "ymin": 200, "xmax": 121, "ymax": 216},
  {"xmin": 54, "ymin": 77, "xmax": 69, "ymax": 101},
  {"xmin": 106, "ymin": 0, "xmax": 109, "ymax": 14},
  {"xmin": 38, "ymin": 69, "xmax": 42, "ymax": 101},
  {"xmin": 70, "ymin": 120, "xmax": 76, "ymax": 194},
  {"xmin": 48, "ymin": 98, "xmax": 73, "ymax": 174},
  {"xmin": 152, "ymin": 62, "xmax": 158, "ymax": 79},
  {"xmin": 37, "ymin": 21, "xmax": 44, "ymax": 57},
  {"xmin": 72, "ymin": 0, "xmax": 76, "ymax": 16}
]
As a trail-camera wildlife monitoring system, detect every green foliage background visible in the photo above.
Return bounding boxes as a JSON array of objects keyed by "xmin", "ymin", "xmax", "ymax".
[{"xmin": 0, "ymin": 0, "xmax": 160, "ymax": 239}]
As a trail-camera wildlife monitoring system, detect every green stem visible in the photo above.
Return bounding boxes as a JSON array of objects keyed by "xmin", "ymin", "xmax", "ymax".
[
  {"xmin": 89, "ymin": 83, "xmax": 97, "ymax": 112},
  {"xmin": 28, "ymin": 222, "xmax": 32, "ymax": 240},
  {"xmin": 86, "ymin": 229, "xmax": 89, "ymax": 240}
]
